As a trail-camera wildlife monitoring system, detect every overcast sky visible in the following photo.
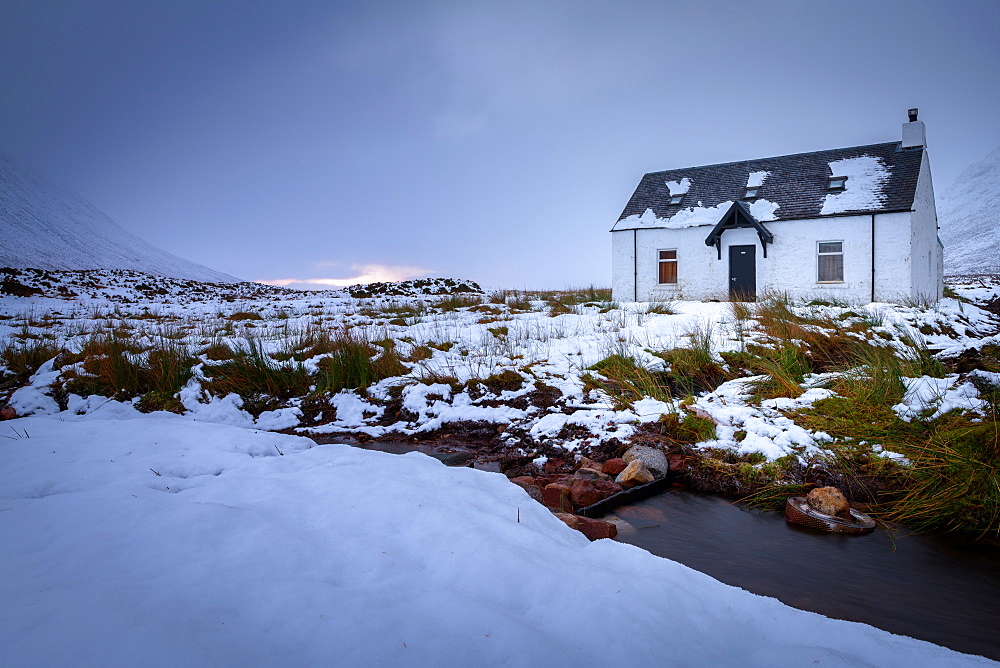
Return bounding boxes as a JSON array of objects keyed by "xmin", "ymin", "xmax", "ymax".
[{"xmin": 2, "ymin": 0, "xmax": 998, "ymax": 288}]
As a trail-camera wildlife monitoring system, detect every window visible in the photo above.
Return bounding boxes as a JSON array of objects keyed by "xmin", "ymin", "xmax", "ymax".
[
  {"xmin": 743, "ymin": 187, "xmax": 759, "ymax": 201},
  {"xmin": 658, "ymin": 249, "xmax": 678, "ymax": 284},
  {"xmin": 817, "ymin": 241, "xmax": 844, "ymax": 282},
  {"xmin": 827, "ymin": 176, "xmax": 847, "ymax": 191},
  {"xmin": 669, "ymin": 194, "xmax": 684, "ymax": 205}
]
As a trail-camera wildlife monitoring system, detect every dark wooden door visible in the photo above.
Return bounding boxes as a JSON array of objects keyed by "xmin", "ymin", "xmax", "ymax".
[{"xmin": 729, "ymin": 245, "xmax": 756, "ymax": 301}]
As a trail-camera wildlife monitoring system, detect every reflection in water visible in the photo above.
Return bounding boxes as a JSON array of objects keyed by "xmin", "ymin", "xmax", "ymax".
[{"xmin": 610, "ymin": 490, "xmax": 1000, "ymax": 661}]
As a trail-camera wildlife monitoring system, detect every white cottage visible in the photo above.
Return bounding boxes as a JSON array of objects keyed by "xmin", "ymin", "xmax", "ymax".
[{"xmin": 611, "ymin": 110, "xmax": 943, "ymax": 303}]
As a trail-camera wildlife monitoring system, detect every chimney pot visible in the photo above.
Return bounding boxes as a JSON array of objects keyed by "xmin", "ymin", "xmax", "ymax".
[{"xmin": 902, "ymin": 109, "xmax": 926, "ymax": 148}]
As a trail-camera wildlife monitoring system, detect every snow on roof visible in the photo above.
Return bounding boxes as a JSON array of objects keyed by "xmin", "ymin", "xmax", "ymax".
[
  {"xmin": 615, "ymin": 142, "xmax": 922, "ymax": 229},
  {"xmin": 665, "ymin": 177, "xmax": 691, "ymax": 195},
  {"xmin": 611, "ymin": 199, "xmax": 779, "ymax": 231},
  {"xmin": 820, "ymin": 155, "xmax": 890, "ymax": 215},
  {"xmin": 748, "ymin": 198, "xmax": 780, "ymax": 221}
]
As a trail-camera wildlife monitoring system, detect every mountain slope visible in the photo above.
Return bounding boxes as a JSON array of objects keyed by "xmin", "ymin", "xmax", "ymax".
[
  {"xmin": 938, "ymin": 145, "xmax": 1000, "ymax": 276},
  {"xmin": 0, "ymin": 154, "xmax": 239, "ymax": 283}
]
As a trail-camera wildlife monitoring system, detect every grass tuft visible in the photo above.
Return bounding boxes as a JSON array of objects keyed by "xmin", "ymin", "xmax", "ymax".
[
  {"xmin": 2, "ymin": 339, "xmax": 62, "ymax": 382},
  {"xmin": 315, "ymin": 329, "xmax": 408, "ymax": 394}
]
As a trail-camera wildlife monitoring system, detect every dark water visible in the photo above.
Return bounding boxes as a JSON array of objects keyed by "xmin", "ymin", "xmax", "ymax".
[
  {"xmin": 609, "ymin": 490, "xmax": 1000, "ymax": 661},
  {"xmin": 309, "ymin": 436, "xmax": 501, "ymax": 471}
]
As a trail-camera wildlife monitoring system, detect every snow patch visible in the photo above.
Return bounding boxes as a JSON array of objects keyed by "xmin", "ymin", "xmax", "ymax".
[
  {"xmin": 748, "ymin": 198, "xmax": 780, "ymax": 222},
  {"xmin": 820, "ymin": 155, "xmax": 890, "ymax": 215},
  {"xmin": 893, "ymin": 375, "xmax": 985, "ymax": 422},
  {"xmin": 665, "ymin": 177, "xmax": 691, "ymax": 195}
]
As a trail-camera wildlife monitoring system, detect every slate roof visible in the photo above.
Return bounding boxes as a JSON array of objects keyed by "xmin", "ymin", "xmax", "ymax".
[{"xmin": 614, "ymin": 141, "xmax": 923, "ymax": 230}]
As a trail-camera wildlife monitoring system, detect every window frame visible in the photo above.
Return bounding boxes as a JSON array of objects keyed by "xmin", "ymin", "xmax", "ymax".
[
  {"xmin": 816, "ymin": 240, "xmax": 845, "ymax": 283},
  {"xmin": 827, "ymin": 176, "xmax": 847, "ymax": 191},
  {"xmin": 742, "ymin": 187, "xmax": 759, "ymax": 201},
  {"xmin": 657, "ymin": 249, "xmax": 678, "ymax": 285},
  {"xmin": 669, "ymin": 194, "xmax": 685, "ymax": 205}
]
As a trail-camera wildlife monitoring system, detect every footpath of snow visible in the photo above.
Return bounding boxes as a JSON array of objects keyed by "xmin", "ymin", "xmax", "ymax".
[{"xmin": 0, "ymin": 413, "xmax": 992, "ymax": 666}]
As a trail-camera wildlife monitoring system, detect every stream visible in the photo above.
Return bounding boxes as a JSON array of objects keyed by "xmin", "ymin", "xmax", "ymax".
[{"xmin": 608, "ymin": 490, "xmax": 1000, "ymax": 661}]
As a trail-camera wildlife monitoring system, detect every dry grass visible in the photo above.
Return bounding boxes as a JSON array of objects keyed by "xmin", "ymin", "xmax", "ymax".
[
  {"xmin": 314, "ymin": 329, "xmax": 408, "ymax": 394},
  {"xmin": 62, "ymin": 334, "xmax": 194, "ymax": 409},
  {"xmin": 1, "ymin": 338, "xmax": 62, "ymax": 382}
]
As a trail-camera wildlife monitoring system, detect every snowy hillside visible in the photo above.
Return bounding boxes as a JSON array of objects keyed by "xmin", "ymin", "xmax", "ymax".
[
  {"xmin": 938, "ymin": 146, "xmax": 1000, "ymax": 276},
  {"xmin": 0, "ymin": 154, "xmax": 239, "ymax": 283}
]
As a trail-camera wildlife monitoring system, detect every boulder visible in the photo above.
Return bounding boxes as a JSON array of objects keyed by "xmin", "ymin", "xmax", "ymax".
[
  {"xmin": 806, "ymin": 486, "xmax": 851, "ymax": 518},
  {"xmin": 569, "ymin": 478, "xmax": 622, "ymax": 507},
  {"xmin": 578, "ymin": 456, "xmax": 604, "ymax": 471},
  {"xmin": 542, "ymin": 483, "xmax": 573, "ymax": 512},
  {"xmin": 622, "ymin": 445, "xmax": 669, "ymax": 478},
  {"xmin": 601, "ymin": 458, "xmax": 628, "ymax": 476},
  {"xmin": 615, "ymin": 460, "xmax": 655, "ymax": 488},
  {"xmin": 553, "ymin": 512, "xmax": 619, "ymax": 541},
  {"xmin": 0, "ymin": 406, "xmax": 16, "ymax": 421}
]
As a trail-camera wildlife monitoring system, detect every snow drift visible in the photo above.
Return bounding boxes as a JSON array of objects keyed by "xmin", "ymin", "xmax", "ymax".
[
  {"xmin": 0, "ymin": 153, "xmax": 238, "ymax": 283},
  {"xmin": 0, "ymin": 413, "xmax": 992, "ymax": 666}
]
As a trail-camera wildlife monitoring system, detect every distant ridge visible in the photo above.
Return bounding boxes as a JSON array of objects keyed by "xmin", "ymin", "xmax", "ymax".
[
  {"xmin": 938, "ymin": 145, "xmax": 1000, "ymax": 276},
  {"xmin": 0, "ymin": 153, "xmax": 239, "ymax": 283}
]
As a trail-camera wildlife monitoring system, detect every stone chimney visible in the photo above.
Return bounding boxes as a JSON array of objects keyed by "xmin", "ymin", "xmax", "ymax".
[{"xmin": 902, "ymin": 108, "xmax": 926, "ymax": 148}]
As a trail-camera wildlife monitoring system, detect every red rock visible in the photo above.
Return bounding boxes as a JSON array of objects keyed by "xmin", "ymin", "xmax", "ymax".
[
  {"xmin": 601, "ymin": 458, "xmax": 627, "ymax": 476},
  {"xmin": 542, "ymin": 483, "xmax": 573, "ymax": 512},
  {"xmin": 578, "ymin": 456, "xmax": 603, "ymax": 471},
  {"xmin": 509, "ymin": 476, "xmax": 544, "ymax": 503},
  {"xmin": 543, "ymin": 457, "xmax": 567, "ymax": 474},
  {"xmin": 535, "ymin": 473, "xmax": 572, "ymax": 488},
  {"xmin": 569, "ymin": 478, "xmax": 622, "ymax": 508},
  {"xmin": 577, "ymin": 516, "xmax": 618, "ymax": 541},
  {"xmin": 0, "ymin": 406, "xmax": 15, "ymax": 421},
  {"xmin": 553, "ymin": 512, "xmax": 619, "ymax": 541},
  {"xmin": 510, "ymin": 475, "xmax": 541, "ymax": 490}
]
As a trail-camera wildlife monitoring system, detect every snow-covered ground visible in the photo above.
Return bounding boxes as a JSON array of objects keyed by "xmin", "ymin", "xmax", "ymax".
[
  {"xmin": 2, "ymin": 271, "xmax": 1000, "ymax": 663},
  {"xmin": 3, "ymin": 270, "xmax": 999, "ymax": 465},
  {"xmin": 1, "ymin": 411, "xmax": 994, "ymax": 666}
]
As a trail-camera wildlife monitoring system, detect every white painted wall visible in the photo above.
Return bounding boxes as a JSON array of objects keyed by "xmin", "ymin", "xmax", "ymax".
[
  {"xmin": 909, "ymin": 150, "xmax": 944, "ymax": 301},
  {"xmin": 611, "ymin": 229, "xmax": 637, "ymax": 301},
  {"xmin": 872, "ymin": 211, "xmax": 914, "ymax": 302},
  {"xmin": 611, "ymin": 210, "xmax": 921, "ymax": 304}
]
